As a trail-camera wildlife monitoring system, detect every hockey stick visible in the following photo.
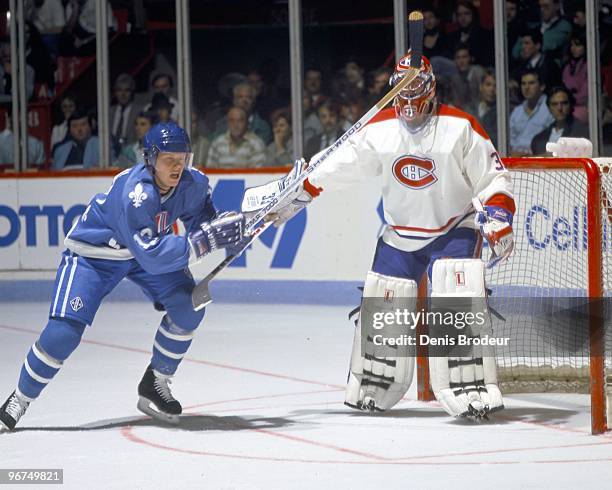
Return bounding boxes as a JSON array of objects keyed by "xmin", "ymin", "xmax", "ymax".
[{"xmin": 192, "ymin": 11, "xmax": 424, "ymax": 310}]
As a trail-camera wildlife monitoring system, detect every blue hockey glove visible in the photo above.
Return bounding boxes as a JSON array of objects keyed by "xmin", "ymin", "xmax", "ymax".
[
  {"xmin": 475, "ymin": 206, "xmax": 514, "ymax": 268},
  {"xmin": 188, "ymin": 211, "xmax": 245, "ymax": 262}
]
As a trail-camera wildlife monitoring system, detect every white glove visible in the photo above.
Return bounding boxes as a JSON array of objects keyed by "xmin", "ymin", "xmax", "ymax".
[
  {"xmin": 475, "ymin": 206, "xmax": 514, "ymax": 268},
  {"xmin": 267, "ymin": 184, "xmax": 314, "ymax": 226},
  {"xmin": 546, "ymin": 137, "xmax": 593, "ymax": 157}
]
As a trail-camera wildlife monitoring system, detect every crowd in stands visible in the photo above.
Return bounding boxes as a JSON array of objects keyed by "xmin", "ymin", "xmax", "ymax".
[{"xmin": 2, "ymin": 0, "xmax": 612, "ymax": 171}]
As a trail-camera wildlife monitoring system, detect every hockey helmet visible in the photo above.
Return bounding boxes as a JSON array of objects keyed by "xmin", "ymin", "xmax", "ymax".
[
  {"xmin": 142, "ymin": 121, "xmax": 193, "ymax": 169},
  {"xmin": 390, "ymin": 51, "xmax": 437, "ymax": 129}
]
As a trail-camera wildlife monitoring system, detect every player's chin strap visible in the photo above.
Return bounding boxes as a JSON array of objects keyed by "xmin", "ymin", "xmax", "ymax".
[
  {"xmin": 345, "ymin": 271, "xmax": 417, "ymax": 411},
  {"xmin": 428, "ymin": 259, "xmax": 504, "ymax": 419}
]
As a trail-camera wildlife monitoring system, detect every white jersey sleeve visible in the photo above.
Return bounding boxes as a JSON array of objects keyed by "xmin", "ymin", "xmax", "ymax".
[
  {"xmin": 462, "ymin": 120, "xmax": 514, "ymax": 209},
  {"xmin": 307, "ymin": 125, "xmax": 381, "ymax": 190}
]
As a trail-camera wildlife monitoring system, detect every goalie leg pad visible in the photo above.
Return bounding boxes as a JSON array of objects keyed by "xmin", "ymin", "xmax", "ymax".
[
  {"xmin": 345, "ymin": 271, "xmax": 417, "ymax": 411},
  {"xmin": 429, "ymin": 259, "xmax": 504, "ymax": 417}
]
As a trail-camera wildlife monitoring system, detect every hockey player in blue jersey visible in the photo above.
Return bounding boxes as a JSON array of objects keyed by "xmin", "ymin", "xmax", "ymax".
[{"xmin": 0, "ymin": 122, "xmax": 245, "ymax": 430}]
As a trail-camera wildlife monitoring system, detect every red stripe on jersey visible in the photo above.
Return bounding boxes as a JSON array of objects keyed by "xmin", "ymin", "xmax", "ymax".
[
  {"xmin": 392, "ymin": 215, "xmax": 458, "ymax": 234},
  {"xmin": 485, "ymin": 193, "xmax": 516, "ymax": 215},
  {"xmin": 367, "ymin": 107, "xmax": 397, "ymax": 126},
  {"xmin": 437, "ymin": 104, "xmax": 491, "ymax": 141}
]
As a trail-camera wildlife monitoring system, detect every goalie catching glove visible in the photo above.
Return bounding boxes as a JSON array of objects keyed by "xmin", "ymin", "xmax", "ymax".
[
  {"xmin": 188, "ymin": 211, "xmax": 245, "ymax": 262},
  {"xmin": 475, "ymin": 205, "xmax": 514, "ymax": 268}
]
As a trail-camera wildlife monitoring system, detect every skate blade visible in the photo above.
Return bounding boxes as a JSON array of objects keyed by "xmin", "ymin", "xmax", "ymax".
[{"xmin": 137, "ymin": 397, "xmax": 180, "ymax": 425}]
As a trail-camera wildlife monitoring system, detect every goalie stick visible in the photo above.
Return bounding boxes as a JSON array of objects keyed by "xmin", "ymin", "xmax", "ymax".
[{"xmin": 191, "ymin": 11, "xmax": 425, "ymax": 310}]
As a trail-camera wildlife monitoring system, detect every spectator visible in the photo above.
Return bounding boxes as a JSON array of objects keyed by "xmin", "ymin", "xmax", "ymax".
[
  {"xmin": 61, "ymin": 0, "xmax": 117, "ymax": 57},
  {"xmin": 143, "ymin": 73, "xmax": 179, "ymax": 121},
  {"xmin": 51, "ymin": 94, "xmax": 77, "ymax": 150},
  {"xmin": 25, "ymin": 21, "xmax": 57, "ymax": 94},
  {"xmin": 304, "ymin": 67, "xmax": 327, "ymax": 112},
  {"xmin": 303, "ymin": 94, "xmax": 322, "ymax": 142},
  {"xmin": 149, "ymin": 93, "xmax": 174, "ymax": 124},
  {"xmin": 506, "ymin": 0, "xmax": 526, "ymax": 59},
  {"xmin": 471, "ymin": 69, "xmax": 498, "ymax": 146},
  {"xmin": 332, "ymin": 60, "xmax": 365, "ymax": 101},
  {"xmin": 603, "ymin": 96, "xmax": 612, "ymax": 155},
  {"xmin": 451, "ymin": 43, "xmax": 485, "ymax": 112},
  {"xmin": 562, "ymin": 30, "xmax": 588, "ymax": 123},
  {"xmin": 190, "ymin": 110, "xmax": 210, "ymax": 167},
  {"xmin": 266, "ymin": 109, "xmax": 292, "ymax": 166},
  {"xmin": 422, "ymin": 7, "xmax": 452, "ymax": 60},
  {"xmin": 52, "ymin": 109, "xmax": 100, "ymax": 170},
  {"xmin": 214, "ymin": 81, "xmax": 272, "ymax": 144},
  {"xmin": 364, "ymin": 66, "xmax": 393, "ymax": 108},
  {"xmin": 512, "ymin": 0, "xmax": 571, "ymax": 65},
  {"xmin": 512, "ymin": 29, "xmax": 561, "ymax": 89},
  {"xmin": 26, "ymin": 0, "xmax": 66, "ymax": 59},
  {"xmin": 509, "ymin": 69, "xmax": 554, "ymax": 156},
  {"xmin": 110, "ymin": 73, "xmax": 142, "ymax": 151},
  {"xmin": 0, "ymin": 110, "xmax": 46, "ymax": 166},
  {"xmin": 0, "ymin": 41, "xmax": 35, "ymax": 103},
  {"xmin": 531, "ymin": 86, "xmax": 588, "ymax": 156},
  {"xmin": 207, "ymin": 106, "xmax": 266, "ymax": 168},
  {"xmin": 115, "ymin": 111, "xmax": 155, "ymax": 168},
  {"xmin": 338, "ymin": 96, "xmax": 363, "ymax": 132},
  {"xmin": 447, "ymin": 0, "xmax": 494, "ymax": 67},
  {"xmin": 247, "ymin": 68, "xmax": 283, "ymax": 121},
  {"xmin": 304, "ymin": 100, "xmax": 343, "ymax": 161},
  {"xmin": 572, "ymin": 3, "xmax": 586, "ymax": 29}
]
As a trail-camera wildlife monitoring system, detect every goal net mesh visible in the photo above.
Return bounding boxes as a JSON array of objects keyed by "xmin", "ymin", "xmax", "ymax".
[{"xmin": 486, "ymin": 160, "xmax": 612, "ymax": 394}]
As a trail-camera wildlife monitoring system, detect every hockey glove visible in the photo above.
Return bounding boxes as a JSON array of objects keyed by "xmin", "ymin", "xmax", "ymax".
[
  {"xmin": 188, "ymin": 211, "xmax": 245, "ymax": 262},
  {"xmin": 267, "ymin": 183, "xmax": 314, "ymax": 227},
  {"xmin": 475, "ymin": 206, "xmax": 514, "ymax": 268}
]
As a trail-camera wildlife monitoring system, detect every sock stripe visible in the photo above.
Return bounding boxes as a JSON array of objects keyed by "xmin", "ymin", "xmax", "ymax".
[
  {"xmin": 32, "ymin": 343, "xmax": 63, "ymax": 370},
  {"xmin": 158, "ymin": 326, "xmax": 195, "ymax": 342},
  {"xmin": 51, "ymin": 256, "xmax": 70, "ymax": 317},
  {"xmin": 60, "ymin": 256, "xmax": 78, "ymax": 317},
  {"xmin": 153, "ymin": 341, "xmax": 186, "ymax": 360},
  {"xmin": 23, "ymin": 359, "xmax": 53, "ymax": 384}
]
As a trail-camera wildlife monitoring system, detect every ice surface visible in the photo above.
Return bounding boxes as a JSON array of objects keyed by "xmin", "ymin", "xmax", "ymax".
[{"xmin": 0, "ymin": 301, "xmax": 611, "ymax": 490}]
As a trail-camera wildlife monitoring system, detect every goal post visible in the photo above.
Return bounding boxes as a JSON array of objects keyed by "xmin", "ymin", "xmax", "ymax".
[{"xmin": 416, "ymin": 157, "xmax": 611, "ymax": 435}]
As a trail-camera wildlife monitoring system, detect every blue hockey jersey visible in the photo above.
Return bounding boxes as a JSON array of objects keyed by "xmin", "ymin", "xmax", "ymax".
[{"xmin": 65, "ymin": 164, "xmax": 217, "ymax": 274}]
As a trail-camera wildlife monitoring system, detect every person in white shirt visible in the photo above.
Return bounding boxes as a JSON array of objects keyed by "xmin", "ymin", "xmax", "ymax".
[{"xmin": 268, "ymin": 52, "xmax": 515, "ymax": 420}]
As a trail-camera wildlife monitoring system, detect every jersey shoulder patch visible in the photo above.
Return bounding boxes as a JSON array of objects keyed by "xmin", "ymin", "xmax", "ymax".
[{"xmin": 437, "ymin": 104, "xmax": 491, "ymax": 141}]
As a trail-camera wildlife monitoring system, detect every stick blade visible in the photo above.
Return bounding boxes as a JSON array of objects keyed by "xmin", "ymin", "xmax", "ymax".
[{"xmin": 192, "ymin": 280, "xmax": 212, "ymax": 311}]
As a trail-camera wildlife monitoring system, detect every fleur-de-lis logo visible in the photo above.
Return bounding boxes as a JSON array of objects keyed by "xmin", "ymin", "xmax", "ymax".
[{"xmin": 129, "ymin": 183, "xmax": 148, "ymax": 208}]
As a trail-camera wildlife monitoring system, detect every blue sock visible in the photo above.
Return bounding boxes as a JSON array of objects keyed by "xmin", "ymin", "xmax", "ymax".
[
  {"xmin": 18, "ymin": 318, "xmax": 86, "ymax": 400},
  {"xmin": 151, "ymin": 315, "xmax": 195, "ymax": 376}
]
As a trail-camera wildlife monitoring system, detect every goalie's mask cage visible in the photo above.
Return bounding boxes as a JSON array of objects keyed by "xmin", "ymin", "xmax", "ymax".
[
  {"xmin": 143, "ymin": 122, "xmax": 194, "ymax": 172},
  {"xmin": 390, "ymin": 52, "xmax": 437, "ymax": 132}
]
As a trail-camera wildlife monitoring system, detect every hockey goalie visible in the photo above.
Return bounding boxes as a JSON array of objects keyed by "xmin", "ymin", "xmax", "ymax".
[{"xmin": 268, "ymin": 53, "xmax": 515, "ymax": 419}]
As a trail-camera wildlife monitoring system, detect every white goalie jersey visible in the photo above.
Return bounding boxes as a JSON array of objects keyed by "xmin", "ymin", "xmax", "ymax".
[{"xmin": 307, "ymin": 105, "xmax": 515, "ymax": 252}]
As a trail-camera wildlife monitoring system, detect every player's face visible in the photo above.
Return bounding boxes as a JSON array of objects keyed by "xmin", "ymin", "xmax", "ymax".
[
  {"xmin": 548, "ymin": 92, "xmax": 571, "ymax": 122},
  {"xmin": 154, "ymin": 152, "xmax": 188, "ymax": 191}
]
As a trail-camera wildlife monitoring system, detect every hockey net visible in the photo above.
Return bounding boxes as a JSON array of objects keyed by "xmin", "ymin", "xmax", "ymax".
[
  {"xmin": 490, "ymin": 158, "xmax": 611, "ymax": 433},
  {"xmin": 417, "ymin": 157, "xmax": 612, "ymax": 434}
]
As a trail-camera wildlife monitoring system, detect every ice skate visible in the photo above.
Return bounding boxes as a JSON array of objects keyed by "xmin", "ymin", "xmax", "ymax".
[
  {"xmin": 137, "ymin": 365, "xmax": 182, "ymax": 425},
  {"xmin": 0, "ymin": 391, "xmax": 30, "ymax": 432}
]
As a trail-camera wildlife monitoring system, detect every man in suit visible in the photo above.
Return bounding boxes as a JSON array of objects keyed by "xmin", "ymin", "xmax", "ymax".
[
  {"xmin": 110, "ymin": 73, "xmax": 142, "ymax": 154},
  {"xmin": 531, "ymin": 86, "xmax": 588, "ymax": 156},
  {"xmin": 304, "ymin": 100, "xmax": 343, "ymax": 161}
]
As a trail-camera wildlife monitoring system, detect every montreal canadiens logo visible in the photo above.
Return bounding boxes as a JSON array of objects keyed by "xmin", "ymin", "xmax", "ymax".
[{"xmin": 392, "ymin": 155, "xmax": 437, "ymax": 189}]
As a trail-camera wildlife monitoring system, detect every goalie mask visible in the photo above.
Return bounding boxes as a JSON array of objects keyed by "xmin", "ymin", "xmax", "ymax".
[
  {"xmin": 143, "ymin": 122, "xmax": 194, "ymax": 171},
  {"xmin": 390, "ymin": 52, "xmax": 437, "ymax": 131}
]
